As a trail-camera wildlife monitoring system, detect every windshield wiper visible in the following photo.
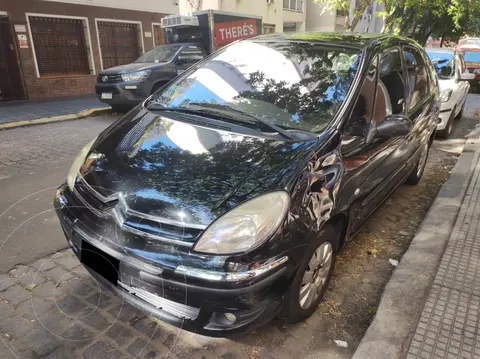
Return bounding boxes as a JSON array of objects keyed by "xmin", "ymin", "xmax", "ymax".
[
  {"xmin": 188, "ymin": 102, "xmax": 294, "ymax": 140},
  {"xmin": 146, "ymin": 102, "xmax": 294, "ymax": 140}
]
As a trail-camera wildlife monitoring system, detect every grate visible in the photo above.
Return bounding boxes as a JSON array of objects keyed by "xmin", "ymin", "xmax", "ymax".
[
  {"xmin": 98, "ymin": 21, "xmax": 140, "ymax": 69},
  {"xmin": 153, "ymin": 24, "xmax": 166, "ymax": 47},
  {"xmin": 29, "ymin": 16, "xmax": 90, "ymax": 77}
]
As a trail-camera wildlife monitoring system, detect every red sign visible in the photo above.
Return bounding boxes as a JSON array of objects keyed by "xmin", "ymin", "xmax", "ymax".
[{"xmin": 214, "ymin": 19, "xmax": 258, "ymax": 46}]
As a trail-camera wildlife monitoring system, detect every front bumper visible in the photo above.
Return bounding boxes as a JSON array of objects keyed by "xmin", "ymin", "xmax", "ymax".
[
  {"xmin": 437, "ymin": 107, "xmax": 453, "ymax": 131},
  {"xmin": 95, "ymin": 81, "xmax": 150, "ymax": 106},
  {"xmin": 54, "ymin": 184, "xmax": 290, "ymax": 335}
]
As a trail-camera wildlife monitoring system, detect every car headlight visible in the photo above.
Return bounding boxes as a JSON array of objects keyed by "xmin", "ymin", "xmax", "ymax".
[
  {"xmin": 193, "ymin": 191, "xmax": 290, "ymax": 255},
  {"xmin": 440, "ymin": 89, "xmax": 453, "ymax": 102},
  {"xmin": 121, "ymin": 70, "xmax": 151, "ymax": 82},
  {"xmin": 66, "ymin": 138, "xmax": 97, "ymax": 191}
]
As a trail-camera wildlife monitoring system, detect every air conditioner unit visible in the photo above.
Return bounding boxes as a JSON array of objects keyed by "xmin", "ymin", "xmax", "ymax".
[
  {"xmin": 267, "ymin": 0, "xmax": 274, "ymax": 4},
  {"xmin": 161, "ymin": 15, "xmax": 199, "ymax": 28}
]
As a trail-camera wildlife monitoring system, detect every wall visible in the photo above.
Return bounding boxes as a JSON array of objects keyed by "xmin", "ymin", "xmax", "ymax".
[
  {"xmin": 179, "ymin": 0, "xmax": 219, "ymax": 14},
  {"xmin": 178, "ymin": 0, "xmax": 306, "ymax": 33},
  {"xmin": 41, "ymin": 0, "xmax": 179, "ymax": 14},
  {"xmin": 218, "ymin": 0, "xmax": 283, "ymax": 31},
  {"xmin": 305, "ymin": 0, "xmax": 336, "ymax": 32},
  {"xmin": 3, "ymin": 0, "xmax": 172, "ymax": 99}
]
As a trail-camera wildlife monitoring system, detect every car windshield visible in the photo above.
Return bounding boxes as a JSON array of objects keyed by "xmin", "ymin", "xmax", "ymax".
[
  {"xmin": 149, "ymin": 40, "xmax": 361, "ymax": 133},
  {"xmin": 427, "ymin": 51, "xmax": 455, "ymax": 79},
  {"xmin": 135, "ymin": 45, "xmax": 182, "ymax": 63},
  {"xmin": 463, "ymin": 51, "xmax": 480, "ymax": 62}
]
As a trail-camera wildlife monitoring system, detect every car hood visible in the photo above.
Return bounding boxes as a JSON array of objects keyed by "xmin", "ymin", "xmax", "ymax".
[
  {"xmin": 99, "ymin": 62, "xmax": 166, "ymax": 75},
  {"xmin": 438, "ymin": 78, "xmax": 456, "ymax": 92},
  {"xmin": 79, "ymin": 108, "xmax": 324, "ymax": 228}
]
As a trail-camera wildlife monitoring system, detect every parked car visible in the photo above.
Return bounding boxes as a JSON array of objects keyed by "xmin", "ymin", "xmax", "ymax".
[
  {"xmin": 55, "ymin": 33, "xmax": 439, "ymax": 335},
  {"xmin": 426, "ymin": 48, "xmax": 473, "ymax": 138},
  {"xmin": 95, "ymin": 43, "xmax": 205, "ymax": 112},
  {"xmin": 456, "ymin": 45, "xmax": 480, "ymax": 92}
]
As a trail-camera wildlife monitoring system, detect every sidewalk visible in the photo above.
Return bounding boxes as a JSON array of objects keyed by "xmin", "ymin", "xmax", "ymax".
[
  {"xmin": 354, "ymin": 126, "xmax": 480, "ymax": 359},
  {"xmin": 0, "ymin": 95, "xmax": 110, "ymax": 128}
]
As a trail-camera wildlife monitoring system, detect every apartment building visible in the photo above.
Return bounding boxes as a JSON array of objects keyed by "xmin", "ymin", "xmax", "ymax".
[
  {"xmin": 0, "ymin": 0, "xmax": 177, "ymax": 101},
  {"xmin": 305, "ymin": 0, "xmax": 383, "ymax": 33},
  {"xmin": 179, "ymin": 0, "xmax": 306, "ymax": 34}
]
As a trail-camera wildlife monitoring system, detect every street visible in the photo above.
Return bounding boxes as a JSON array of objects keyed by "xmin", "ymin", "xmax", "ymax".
[{"xmin": 0, "ymin": 95, "xmax": 479, "ymax": 359}]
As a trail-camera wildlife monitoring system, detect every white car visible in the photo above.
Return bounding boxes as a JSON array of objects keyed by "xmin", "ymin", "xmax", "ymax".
[{"xmin": 426, "ymin": 48, "xmax": 474, "ymax": 138}]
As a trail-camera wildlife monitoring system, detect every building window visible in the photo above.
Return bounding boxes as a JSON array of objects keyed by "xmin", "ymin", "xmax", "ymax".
[
  {"xmin": 284, "ymin": 0, "xmax": 303, "ymax": 11},
  {"xmin": 28, "ymin": 16, "xmax": 91, "ymax": 77},
  {"xmin": 97, "ymin": 20, "xmax": 142, "ymax": 70},
  {"xmin": 336, "ymin": 8, "xmax": 349, "ymax": 17},
  {"xmin": 263, "ymin": 24, "xmax": 276, "ymax": 34}
]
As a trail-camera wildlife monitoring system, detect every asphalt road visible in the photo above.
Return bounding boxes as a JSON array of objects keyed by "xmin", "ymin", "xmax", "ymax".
[{"xmin": 0, "ymin": 116, "xmax": 117, "ymax": 273}]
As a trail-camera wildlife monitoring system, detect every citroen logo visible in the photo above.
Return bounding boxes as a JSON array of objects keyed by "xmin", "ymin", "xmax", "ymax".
[{"xmin": 102, "ymin": 76, "xmax": 108, "ymax": 82}]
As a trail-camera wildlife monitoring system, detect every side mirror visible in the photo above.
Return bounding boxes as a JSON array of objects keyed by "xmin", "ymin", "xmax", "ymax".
[
  {"xmin": 366, "ymin": 114, "xmax": 411, "ymax": 143},
  {"xmin": 176, "ymin": 55, "xmax": 203, "ymax": 64},
  {"xmin": 460, "ymin": 72, "xmax": 475, "ymax": 81}
]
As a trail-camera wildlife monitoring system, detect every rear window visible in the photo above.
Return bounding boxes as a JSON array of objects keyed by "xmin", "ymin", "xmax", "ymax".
[
  {"xmin": 426, "ymin": 51, "xmax": 455, "ymax": 79},
  {"xmin": 463, "ymin": 51, "xmax": 480, "ymax": 62}
]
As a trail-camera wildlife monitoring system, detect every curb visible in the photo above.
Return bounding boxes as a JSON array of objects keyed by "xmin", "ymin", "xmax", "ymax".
[
  {"xmin": 0, "ymin": 107, "xmax": 111, "ymax": 131},
  {"xmin": 353, "ymin": 145, "xmax": 480, "ymax": 358}
]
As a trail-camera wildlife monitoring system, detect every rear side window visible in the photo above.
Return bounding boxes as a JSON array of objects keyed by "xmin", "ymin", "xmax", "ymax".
[
  {"xmin": 403, "ymin": 47, "xmax": 429, "ymax": 110},
  {"xmin": 377, "ymin": 48, "xmax": 405, "ymax": 118},
  {"xmin": 179, "ymin": 45, "xmax": 204, "ymax": 59}
]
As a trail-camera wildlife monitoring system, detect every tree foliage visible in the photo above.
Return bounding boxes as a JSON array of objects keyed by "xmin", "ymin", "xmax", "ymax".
[
  {"xmin": 315, "ymin": 0, "xmax": 480, "ymax": 45},
  {"xmin": 379, "ymin": 0, "xmax": 480, "ymax": 44}
]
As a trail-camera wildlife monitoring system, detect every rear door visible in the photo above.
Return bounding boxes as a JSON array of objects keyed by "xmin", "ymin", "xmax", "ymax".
[
  {"xmin": 402, "ymin": 46, "xmax": 435, "ymax": 161},
  {"xmin": 456, "ymin": 52, "xmax": 469, "ymax": 111},
  {"xmin": 174, "ymin": 44, "xmax": 205, "ymax": 76}
]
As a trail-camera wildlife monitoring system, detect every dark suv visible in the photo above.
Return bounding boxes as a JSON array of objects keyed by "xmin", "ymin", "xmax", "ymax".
[{"xmin": 95, "ymin": 43, "xmax": 205, "ymax": 111}]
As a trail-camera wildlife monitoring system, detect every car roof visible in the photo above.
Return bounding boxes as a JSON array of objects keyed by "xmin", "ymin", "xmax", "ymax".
[
  {"xmin": 425, "ymin": 47, "xmax": 455, "ymax": 53},
  {"xmin": 251, "ymin": 32, "xmax": 414, "ymax": 50}
]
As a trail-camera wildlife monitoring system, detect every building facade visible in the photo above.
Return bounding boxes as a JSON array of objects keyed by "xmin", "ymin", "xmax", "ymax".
[
  {"xmin": 0, "ymin": 0, "xmax": 177, "ymax": 101},
  {"xmin": 305, "ymin": 0, "xmax": 383, "ymax": 34},
  {"xmin": 179, "ymin": 0, "xmax": 306, "ymax": 34}
]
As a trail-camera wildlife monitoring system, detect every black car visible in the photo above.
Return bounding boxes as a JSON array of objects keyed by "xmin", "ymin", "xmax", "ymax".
[
  {"xmin": 55, "ymin": 33, "xmax": 439, "ymax": 335},
  {"xmin": 95, "ymin": 43, "xmax": 205, "ymax": 112}
]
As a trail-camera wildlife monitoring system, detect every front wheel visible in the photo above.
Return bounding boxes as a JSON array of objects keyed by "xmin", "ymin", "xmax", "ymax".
[
  {"xmin": 405, "ymin": 142, "xmax": 429, "ymax": 185},
  {"xmin": 282, "ymin": 225, "xmax": 340, "ymax": 323},
  {"xmin": 437, "ymin": 108, "xmax": 455, "ymax": 139}
]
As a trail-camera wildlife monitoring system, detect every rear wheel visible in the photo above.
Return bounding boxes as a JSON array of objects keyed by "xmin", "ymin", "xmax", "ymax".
[
  {"xmin": 455, "ymin": 102, "xmax": 465, "ymax": 119},
  {"xmin": 436, "ymin": 108, "xmax": 455, "ymax": 139},
  {"xmin": 282, "ymin": 224, "xmax": 341, "ymax": 323},
  {"xmin": 405, "ymin": 142, "xmax": 429, "ymax": 185}
]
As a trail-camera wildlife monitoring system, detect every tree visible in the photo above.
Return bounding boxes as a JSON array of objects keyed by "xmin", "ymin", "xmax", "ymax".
[
  {"xmin": 314, "ymin": 0, "xmax": 375, "ymax": 31},
  {"xmin": 378, "ymin": 0, "xmax": 480, "ymax": 45}
]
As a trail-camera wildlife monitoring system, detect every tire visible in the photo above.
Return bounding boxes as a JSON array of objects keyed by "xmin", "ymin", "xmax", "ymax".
[
  {"xmin": 281, "ymin": 224, "xmax": 341, "ymax": 323},
  {"xmin": 455, "ymin": 102, "xmax": 465, "ymax": 119},
  {"xmin": 151, "ymin": 81, "xmax": 169, "ymax": 94},
  {"xmin": 436, "ymin": 108, "xmax": 455, "ymax": 139},
  {"xmin": 405, "ymin": 141, "xmax": 429, "ymax": 185},
  {"xmin": 110, "ymin": 105, "xmax": 130, "ymax": 113}
]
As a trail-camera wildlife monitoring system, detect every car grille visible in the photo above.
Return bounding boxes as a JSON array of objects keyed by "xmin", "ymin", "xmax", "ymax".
[
  {"xmin": 97, "ymin": 74, "xmax": 122, "ymax": 83},
  {"xmin": 71, "ymin": 174, "xmax": 204, "ymax": 248},
  {"xmin": 95, "ymin": 86, "xmax": 119, "ymax": 95}
]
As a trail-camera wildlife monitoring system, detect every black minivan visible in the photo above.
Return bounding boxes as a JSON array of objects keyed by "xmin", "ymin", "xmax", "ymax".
[{"xmin": 55, "ymin": 33, "xmax": 439, "ymax": 335}]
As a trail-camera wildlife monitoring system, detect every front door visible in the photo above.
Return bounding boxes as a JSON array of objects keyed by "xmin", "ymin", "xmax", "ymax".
[
  {"xmin": 348, "ymin": 47, "xmax": 410, "ymax": 233},
  {"xmin": 0, "ymin": 17, "xmax": 26, "ymax": 101}
]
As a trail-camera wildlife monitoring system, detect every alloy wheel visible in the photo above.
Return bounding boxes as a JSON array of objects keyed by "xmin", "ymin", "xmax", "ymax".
[{"xmin": 299, "ymin": 242, "xmax": 333, "ymax": 309}]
